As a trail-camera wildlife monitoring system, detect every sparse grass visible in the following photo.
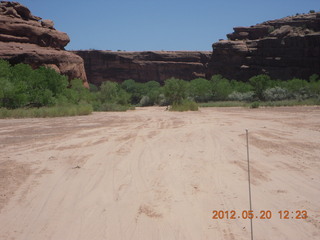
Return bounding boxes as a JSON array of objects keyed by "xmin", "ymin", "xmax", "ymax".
[
  {"xmin": 169, "ymin": 100, "xmax": 199, "ymax": 112},
  {"xmin": 96, "ymin": 102, "xmax": 135, "ymax": 112},
  {"xmin": 259, "ymin": 99, "xmax": 320, "ymax": 107},
  {"xmin": 0, "ymin": 104, "xmax": 93, "ymax": 119},
  {"xmin": 199, "ymin": 101, "xmax": 250, "ymax": 107},
  {"xmin": 199, "ymin": 99, "xmax": 320, "ymax": 108}
]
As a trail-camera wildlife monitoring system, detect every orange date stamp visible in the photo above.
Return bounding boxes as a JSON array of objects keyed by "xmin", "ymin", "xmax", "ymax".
[{"xmin": 212, "ymin": 210, "xmax": 308, "ymax": 220}]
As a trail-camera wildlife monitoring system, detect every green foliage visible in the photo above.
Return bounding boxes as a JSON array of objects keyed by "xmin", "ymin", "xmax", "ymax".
[
  {"xmin": 121, "ymin": 79, "xmax": 161, "ymax": 105},
  {"xmin": 99, "ymin": 81, "xmax": 130, "ymax": 105},
  {"xmin": 188, "ymin": 78, "xmax": 212, "ymax": 102},
  {"xmin": 0, "ymin": 60, "xmax": 95, "ymax": 117},
  {"xmin": 230, "ymin": 80, "xmax": 253, "ymax": 93},
  {"xmin": 0, "ymin": 59, "xmax": 12, "ymax": 79},
  {"xmin": 0, "ymin": 104, "xmax": 92, "ymax": 118},
  {"xmin": 164, "ymin": 78, "xmax": 188, "ymax": 104},
  {"xmin": 139, "ymin": 95, "xmax": 151, "ymax": 106},
  {"xmin": 228, "ymin": 91, "xmax": 254, "ymax": 101},
  {"xmin": 250, "ymin": 102, "xmax": 260, "ymax": 108},
  {"xmin": 1, "ymin": 58, "xmax": 319, "ymax": 116},
  {"xmin": 97, "ymin": 102, "xmax": 132, "ymax": 112},
  {"xmin": 199, "ymin": 101, "xmax": 250, "ymax": 108},
  {"xmin": 249, "ymin": 74, "xmax": 273, "ymax": 100},
  {"xmin": 169, "ymin": 100, "xmax": 198, "ymax": 112},
  {"xmin": 210, "ymin": 75, "xmax": 233, "ymax": 100},
  {"xmin": 263, "ymin": 87, "xmax": 289, "ymax": 101}
]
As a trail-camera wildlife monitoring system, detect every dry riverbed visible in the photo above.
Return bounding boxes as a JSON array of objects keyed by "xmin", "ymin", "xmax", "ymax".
[{"xmin": 0, "ymin": 106, "xmax": 319, "ymax": 240}]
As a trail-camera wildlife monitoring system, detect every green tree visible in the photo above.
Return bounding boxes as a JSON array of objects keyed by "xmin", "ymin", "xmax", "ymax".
[
  {"xmin": 210, "ymin": 75, "xmax": 233, "ymax": 100},
  {"xmin": 249, "ymin": 75, "xmax": 273, "ymax": 100},
  {"xmin": 100, "ymin": 81, "xmax": 130, "ymax": 105},
  {"xmin": 188, "ymin": 78, "xmax": 212, "ymax": 102},
  {"xmin": 164, "ymin": 78, "xmax": 188, "ymax": 104}
]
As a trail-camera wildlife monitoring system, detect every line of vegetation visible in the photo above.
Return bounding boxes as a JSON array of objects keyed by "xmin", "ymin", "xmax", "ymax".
[
  {"xmin": 0, "ymin": 60, "xmax": 136, "ymax": 118},
  {"xmin": 1, "ymin": 59, "xmax": 320, "ymax": 117},
  {"xmin": 116, "ymin": 74, "xmax": 320, "ymax": 110}
]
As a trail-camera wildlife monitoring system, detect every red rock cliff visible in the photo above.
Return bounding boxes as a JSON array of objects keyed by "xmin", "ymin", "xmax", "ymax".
[
  {"xmin": 74, "ymin": 50, "xmax": 211, "ymax": 85},
  {"xmin": 207, "ymin": 12, "xmax": 320, "ymax": 81},
  {"xmin": 0, "ymin": 1, "xmax": 88, "ymax": 87}
]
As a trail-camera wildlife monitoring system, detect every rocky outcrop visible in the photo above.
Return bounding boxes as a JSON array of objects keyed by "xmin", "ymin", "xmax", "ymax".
[
  {"xmin": 207, "ymin": 12, "xmax": 320, "ymax": 81},
  {"xmin": 0, "ymin": 1, "xmax": 88, "ymax": 87},
  {"xmin": 74, "ymin": 50, "xmax": 211, "ymax": 85}
]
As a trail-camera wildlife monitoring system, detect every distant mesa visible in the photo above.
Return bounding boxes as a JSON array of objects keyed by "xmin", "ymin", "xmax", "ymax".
[{"xmin": 0, "ymin": 1, "xmax": 88, "ymax": 87}]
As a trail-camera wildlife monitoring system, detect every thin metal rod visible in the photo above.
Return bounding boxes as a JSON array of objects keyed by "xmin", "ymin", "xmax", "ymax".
[{"xmin": 246, "ymin": 129, "xmax": 253, "ymax": 240}]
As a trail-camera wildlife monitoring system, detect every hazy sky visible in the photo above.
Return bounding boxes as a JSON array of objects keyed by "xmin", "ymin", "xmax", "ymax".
[{"xmin": 17, "ymin": 0, "xmax": 319, "ymax": 51}]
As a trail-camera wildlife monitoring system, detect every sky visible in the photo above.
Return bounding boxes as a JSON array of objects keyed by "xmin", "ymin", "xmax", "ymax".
[{"xmin": 17, "ymin": 0, "xmax": 319, "ymax": 51}]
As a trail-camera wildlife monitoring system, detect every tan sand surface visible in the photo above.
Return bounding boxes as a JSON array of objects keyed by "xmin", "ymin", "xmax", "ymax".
[{"xmin": 0, "ymin": 106, "xmax": 319, "ymax": 240}]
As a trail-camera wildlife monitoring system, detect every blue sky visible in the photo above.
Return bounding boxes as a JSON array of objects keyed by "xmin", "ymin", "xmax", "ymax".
[{"xmin": 18, "ymin": 0, "xmax": 319, "ymax": 51}]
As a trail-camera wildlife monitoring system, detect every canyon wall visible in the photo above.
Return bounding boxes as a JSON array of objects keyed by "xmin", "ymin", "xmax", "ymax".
[
  {"xmin": 0, "ymin": 1, "xmax": 88, "ymax": 86},
  {"xmin": 207, "ymin": 12, "xmax": 320, "ymax": 81},
  {"xmin": 74, "ymin": 50, "xmax": 211, "ymax": 85}
]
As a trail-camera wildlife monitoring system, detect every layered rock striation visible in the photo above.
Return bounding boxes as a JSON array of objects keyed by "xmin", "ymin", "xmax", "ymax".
[
  {"xmin": 0, "ymin": 1, "xmax": 88, "ymax": 86},
  {"xmin": 207, "ymin": 12, "xmax": 320, "ymax": 81},
  {"xmin": 75, "ymin": 50, "xmax": 211, "ymax": 85}
]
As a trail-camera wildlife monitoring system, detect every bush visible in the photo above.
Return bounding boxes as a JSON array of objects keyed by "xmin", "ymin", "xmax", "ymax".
[
  {"xmin": 99, "ymin": 81, "xmax": 131, "ymax": 105},
  {"xmin": 97, "ymin": 102, "xmax": 132, "ymax": 112},
  {"xmin": 158, "ymin": 94, "xmax": 169, "ymax": 106},
  {"xmin": 164, "ymin": 78, "xmax": 188, "ymax": 104},
  {"xmin": 169, "ymin": 100, "xmax": 198, "ymax": 112},
  {"xmin": 139, "ymin": 95, "xmax": 152, "ymax": 106},
  {"xmin": 210, "ymin": 75, "xmax": 233, "ymax": 100},
  {"xmin": 188, "ymin": 78, "xmax": 212, "ymax": 102},
  {"xmin": 263, "ymin": 87, "xmax": 290, "ymax": 101},
  {"xmin": 249, "ymin": 74, "xmax": 273, "ymax": 100},
  {"xmin": 121, "ymin": 79, "xmax": 161, "ymax": 105},
  {"xmin": 250, "ymin": 102, "xmax": 260, "ymax": 108},
  {"xmin": 228, "ymin": 91, "xmax": 255, "ymax": 101}
]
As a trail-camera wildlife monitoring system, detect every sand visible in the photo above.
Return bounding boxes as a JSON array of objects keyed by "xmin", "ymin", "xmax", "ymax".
[{"xmin": 0, "ymin": 106, "xmax": 319, "ymax": 240}]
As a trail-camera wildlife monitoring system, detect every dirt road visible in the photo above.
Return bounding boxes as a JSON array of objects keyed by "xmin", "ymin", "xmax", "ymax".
[{"xmin": 0, "ymin": 106, "xmax": 319, "ymax": 240}]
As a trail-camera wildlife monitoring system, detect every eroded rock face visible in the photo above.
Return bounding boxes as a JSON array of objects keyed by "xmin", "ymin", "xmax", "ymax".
[
  {"xmin": 207, "ymin": 12, "xmax": 320, "ymax": 81},
  {"xmin": 0, "ymin": 1, "xmax": 88, "ymax": 87},
  {"xmin": 74, "ymin": 50, "xmax": 211, "ymax": 85}
]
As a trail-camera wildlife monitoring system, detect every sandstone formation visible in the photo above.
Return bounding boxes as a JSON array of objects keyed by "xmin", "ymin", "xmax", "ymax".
[
  {"xmin": 75, "ymin": 50, "xmax": 211, "ymax": 85},
  {"xmin": 0, "ymin": 1, "xmax": 88, "ymax": 87},
  {"xmin": 207, "ymin": 12, "xmax": 320, "ymax": 81}
]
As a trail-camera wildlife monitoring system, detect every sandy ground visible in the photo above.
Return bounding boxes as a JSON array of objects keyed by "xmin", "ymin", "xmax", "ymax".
[{"xmin": 0, "ymin": 106, "xmax": 319, "ymax": 240}]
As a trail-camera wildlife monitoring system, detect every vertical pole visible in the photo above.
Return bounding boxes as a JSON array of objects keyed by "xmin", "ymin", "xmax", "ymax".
[{"xmin": 246, "ymin": 129, "xmax": 254, "ymax": 240}]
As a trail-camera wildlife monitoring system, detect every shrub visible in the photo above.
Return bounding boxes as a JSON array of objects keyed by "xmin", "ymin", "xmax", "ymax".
[
  {"xmin": 210, "ymin": 75, "xmax": 233, "ymax": 100},
  {"xmin": 121, "ymin": 79, "xmax": 161, "ymax": 105},
  {"xmin": 188, "ymin": 78, "xmax": 212, "ymax": 102},
  {"xmin": 249, "ymin": 75, "xmax": 273, "ymax": 100},
  {"xmin": 263, "ymin": 87, "xmax": 290, "ymax": 101},
  {"xmin": 99, "ymin": 81, "xmax": 130, "ymax": 105},
  {"xmin": 230, "ymin": 80, "xmax": 253, "ymax": 93},
  {"xmin": 158, "ymin": 94, "xmax": 169, "ymax": 106},
  {"xmin": 228, "ymin": 91, "xmax": 255, "ymax": 101},
  {"xmin": 250, "ymin": 102, "xmax": 260, "ymax": 108},
  {"xmin": 139, "ymin": 95, "xmax": 151, "ymax": 106},
  {"xmin": 169, "ymin": 100, "xmax": 198, "ymax": 112},
  {"xmin": 164, "ymin": 78, "xmax": 188, "ymax": 104},
  {"xmin": 97, "ymin": 102, "xmax": 131, "ymax": 112}
]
